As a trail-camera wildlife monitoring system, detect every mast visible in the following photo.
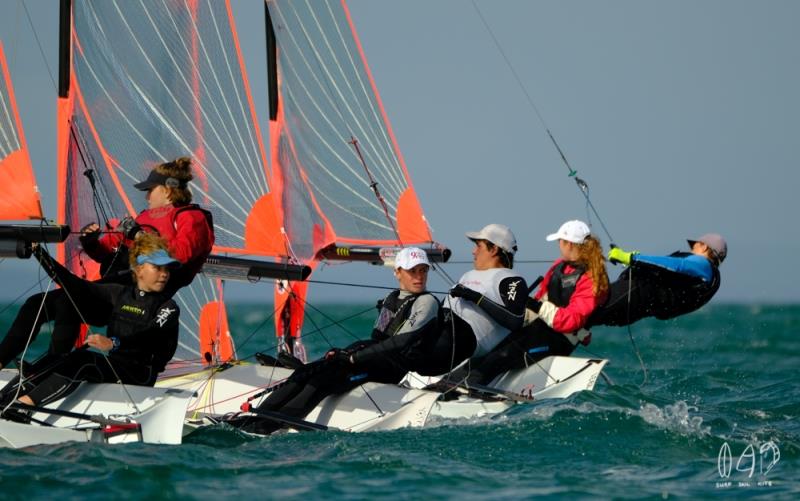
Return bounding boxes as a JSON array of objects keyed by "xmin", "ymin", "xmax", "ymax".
[{"xmin": 58, "ymin": 0, "xmax": 71, "ymax": 98}]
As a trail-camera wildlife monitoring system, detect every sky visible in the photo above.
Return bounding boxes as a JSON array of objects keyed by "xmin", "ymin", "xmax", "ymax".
[{"xmin": 0, "ymin": 0, "xmax": 798, "ymax": 305}]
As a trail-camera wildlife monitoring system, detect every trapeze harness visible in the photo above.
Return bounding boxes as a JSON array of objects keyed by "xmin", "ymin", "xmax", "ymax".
[
  {"xmin": 92, "ymin": 204, "xmax": 213, "ymax": 295},
  {"xmin": 544, "ymin": 261, "xmax": 592, "ymax": 346}
]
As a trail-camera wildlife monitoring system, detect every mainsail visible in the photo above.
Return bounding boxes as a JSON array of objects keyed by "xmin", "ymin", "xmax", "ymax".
[
  {"xmin": 267, "ymin": 0, "xmax": 433, "ymax": 257},
  {"xmin": 58, "ymin": 0, "xmax": 287, "ymax": 364},
  {"xmin": 265, "ymin": 0, "xmax": 441, "ymax": 352},
  {"xmin": 0, "ymin": 42, "xmax": 43, "ymax": 222}
]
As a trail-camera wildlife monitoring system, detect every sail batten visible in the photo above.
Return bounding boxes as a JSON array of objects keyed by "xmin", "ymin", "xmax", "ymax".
[
  {"xmin": 61, "ymin": 0, "xmax": 288, "ymax": 363},
  {"xmin": 268, "ymin": 0, "xmax": 433, "ymax": 263},
  {"xmin": 279, "ymin": 2, "xmax": 403, "ymax": 191},
  {"xmin": 275, "ymin": 3, "xmax": 407, "ymax": 198}
]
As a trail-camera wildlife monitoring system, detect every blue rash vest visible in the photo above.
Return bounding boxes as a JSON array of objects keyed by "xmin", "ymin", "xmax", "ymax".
[{"xmin": 632, "ymin": 253, "xmax": 713, "ymax": 282}]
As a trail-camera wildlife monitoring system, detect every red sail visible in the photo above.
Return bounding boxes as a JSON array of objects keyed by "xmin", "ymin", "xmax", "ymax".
[{"xmin": 0, "ymin": 42, "xmax": 43, "ymax": 221}]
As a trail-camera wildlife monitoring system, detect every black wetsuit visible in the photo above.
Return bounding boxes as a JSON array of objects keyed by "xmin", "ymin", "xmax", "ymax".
[
  {"xmin": 231, "ymin": 290, "xmax": 442, "ymax": 434},
  {"xmin": 0, "ymin": 206, "xmax": 209, "ymax": 367},
  {"xmin": 588, "ymin": 252, "xmax": 721, "ymax": 327},
  {"xmin": 230, "ymin": 270, "xmax": 529, "ymax": 435},
  {"xmin": 0, "ymin": 248, "xmax": 179, "ymax": 407}
]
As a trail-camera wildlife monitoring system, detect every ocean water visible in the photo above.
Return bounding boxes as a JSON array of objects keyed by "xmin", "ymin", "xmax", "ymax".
[{"xmin": 0, "ymin": 303, "xmax": 797, "ymax": 499}]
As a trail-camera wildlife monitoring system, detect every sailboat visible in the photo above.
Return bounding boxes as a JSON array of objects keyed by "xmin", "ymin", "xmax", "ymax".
[
  {"xmin": 0, "ymin": 0, "xmax": 607, "ymax": 444},
  {"xmin": 153, "ymin": 0, "xmax": 607, "ymax": 431},
  {"xmin": 0, "ymin": 38, "xmax": 197, "ymax": 448}
]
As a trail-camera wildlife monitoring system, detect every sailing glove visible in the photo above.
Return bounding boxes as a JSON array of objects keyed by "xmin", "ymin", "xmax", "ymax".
[
  {"xmin": 526, "ymin": 297, "xmax": 542, "ymax": 313},
  {"xmin": 449, "ymin": 284, "xmax": 481, "ymax": 303},
  {"xmin": 608, "ymin": 246, "xmax": 638, "ymax": 266},
  {"xmin": 116, "ymin": 216, "xmax": 142, "ymax": 240},
  {"xmin": 324, "ymin": 348, "xmax": 353, "ymax": 366}
]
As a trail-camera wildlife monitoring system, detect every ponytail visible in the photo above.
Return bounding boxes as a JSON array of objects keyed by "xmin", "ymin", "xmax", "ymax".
[
  {"xmin": 575, "ymin": 235, "xmax": 609, "ymax": 297},
  {"xmin": 154, "ymin": 156, "xmax": 193, "ymax": 205}
]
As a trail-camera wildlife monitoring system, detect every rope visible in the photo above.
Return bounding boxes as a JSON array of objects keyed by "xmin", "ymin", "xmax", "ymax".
[
  {"xmin": 625, "ymin": 266, "xmax": 648, "ymax": 386},
  {"xmin": 3, "ymin": 245, "xmax": 143, "ymax": 413},
  {"xmin": 1, "ymin": 277, "xmax": 55, "ymax": 417},
  {"xmin": 286, "ymin": 294, "xmax": 385, "ymax": 415},
  {"xmin": 470, "ymin": 1, "xmax": 617, "ymax": 244}
]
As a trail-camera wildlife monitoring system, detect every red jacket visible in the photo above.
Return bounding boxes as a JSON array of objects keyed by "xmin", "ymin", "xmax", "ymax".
[
  {"xmin": 535, "ymin": 259, "xmax": 607, "ymax": 333},
  {"xmin": 85, "ymin": 204, "xmax": 214, "ymax": 289}
]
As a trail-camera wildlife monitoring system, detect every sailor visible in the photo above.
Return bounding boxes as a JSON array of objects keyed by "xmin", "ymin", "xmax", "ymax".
[
  {"xmin": 228, "ymin": 246, "xmax": 442, "ymax": 434},
  {"xmin": 453, "ymin": 220, "xmax": 609, "ymax": 385},
  {"xmin": 439, "ymin": 223, "xmax": 529, "ymax": 370},
  {"xmin": 230, "ymin": 226, "xmax": 528, "ymax": 435},
  {"xmin": 0, "ymin": 233, "xmax": 180, "ymax": 421},
  {"xmin": 0, "ymin": 157, "xmax": 213, "ymax": 370},
  {"xmin": 588, "ymin": 233, "xmax": 726, "ymax": 327},
  {"xmin": 80, "ymin": 156, "xmax": 214, "ymax": 296}
]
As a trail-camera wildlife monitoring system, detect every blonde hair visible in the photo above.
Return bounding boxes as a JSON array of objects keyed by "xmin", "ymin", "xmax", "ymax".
[
  {"xmin": 154, "ymin": 156, "xmax": 193, "ymax": 205},
  {"xmin": 129, "ymin": 232, "xmax": 171, "ymax": 268},
  {"xmin": 574, "ymin": 235, "xmax": 609, "ymax": 296}
]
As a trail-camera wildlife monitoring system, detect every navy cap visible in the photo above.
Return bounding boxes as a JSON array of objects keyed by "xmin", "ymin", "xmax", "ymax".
[{"xmin": 133, "ymin": 170, "xmax": 187, "ymax": 191}]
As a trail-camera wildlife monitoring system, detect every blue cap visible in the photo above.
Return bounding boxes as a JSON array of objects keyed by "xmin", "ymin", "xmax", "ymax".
[{"xmin": 136, "ymin": 249, "xmax": 179, "ymax": 267}]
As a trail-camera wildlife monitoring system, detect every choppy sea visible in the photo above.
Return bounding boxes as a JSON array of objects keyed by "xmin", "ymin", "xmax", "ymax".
[{"xmin": 0, "ymin": 303, "xmax": 797, "ymax": 499}]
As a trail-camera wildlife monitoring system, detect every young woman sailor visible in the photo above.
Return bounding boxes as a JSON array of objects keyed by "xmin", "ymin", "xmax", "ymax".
[
  {"xmin": 587, "ymin": 233, "xmax": 725, "ymax": 327},
  {"xmin": 453, "ymin": 220, "xmax": 608, "ymax": 385},
  {"xmin": 0, "ymin": 157, "xmax": 213, "ymax": 370},
  {"xmin": 0, "ymin": 234, "xmax": 180, "ymax": 420},
  {"xmin": 80, "ymin": 156, "xmax": 214, "ymax": 296}
]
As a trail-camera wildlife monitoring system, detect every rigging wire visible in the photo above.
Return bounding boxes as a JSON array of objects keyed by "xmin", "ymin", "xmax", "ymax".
[
  {"xmin": 0, "ymin": 276, "xmax": 54, "ymax": 417},
  {"xmin": 470, "ymin": 0, "xmax": 650, "ymax": 384},
  {"xmin": 291, "ymin": 295, "xmax": 385, "ymax": 415},
  {"xmin": 36, "ymin": 244, "xmax": 143, "ymax": 412},
  {"xmin": 626, "ymin": 266, "xmax": 648, "ymax": 386},
  {"xmin": 20, "ymin": 0, "xmax": 57, "ymax": 92},
  {"xmin": 469, "ymin": 0, "xmax": 615, "ymax": 245}
]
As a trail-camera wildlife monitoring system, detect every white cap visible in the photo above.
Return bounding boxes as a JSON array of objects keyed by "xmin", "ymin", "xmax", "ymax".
[
  {"xmin": 466, "ymin": 224, "xmax": 517, "ymax": 254},
  {"xmin": 394, "ymin": 247, "xmax": 430, "ymax": 270},
  {"xmin": 546, "ymin": 220, "xmax": 591, "ymax": 244}
]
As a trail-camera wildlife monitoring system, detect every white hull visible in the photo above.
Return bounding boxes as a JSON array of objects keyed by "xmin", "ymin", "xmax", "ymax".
[
  {"xmin": 405, "ymin": 357, "xmax": 608, "ymax": 420},
  {"xmin": 157, "ymin": 364, "xmax": 440, "ymax": 433},
  {"xmin": 0, "ymin": 369, "xmax": 195, "ymax": 448},
  {"xmin": 156, "ymin": 356, "xmax": 607, "ymax": 433}
]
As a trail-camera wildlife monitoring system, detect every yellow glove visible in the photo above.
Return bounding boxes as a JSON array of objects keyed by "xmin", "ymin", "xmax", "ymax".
[{"xmin": 608, "ymin": 246, "xmax": 638, "ymax": 266}]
